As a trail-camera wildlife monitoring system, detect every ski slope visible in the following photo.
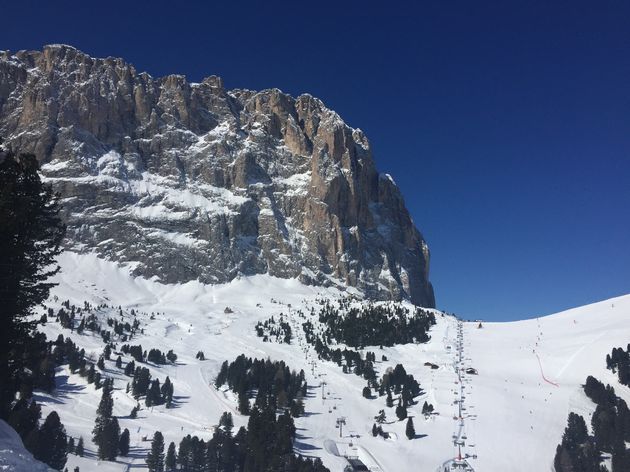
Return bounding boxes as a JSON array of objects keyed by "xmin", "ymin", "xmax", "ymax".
[{"xmin": 10, "ymin": 251, "xmax": 630, "ymax": 471}]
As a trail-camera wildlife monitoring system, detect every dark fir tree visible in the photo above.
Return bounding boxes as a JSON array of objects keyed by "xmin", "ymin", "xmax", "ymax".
[
  {"xmin": 386, "ymin": 390, "xmax": 394, "ymax": 408},
  {"xmin": 36, "ymin": 411, "xmax": 68, "ymax": 470},
  {"xmin": 165, "ymin": 441, "xmax": 177, "ymax": 472},
  {"xmin": 147, "ymin": 431, "xmax": 165, "ymax": 472},
  {"xmin": 98, "ymin": 417, "xmax": 120, "ymax": 461},
  {"xmin": 119, "ymin": 428, "xmax": 130, "ymax": 456},
  {"xmin": 93, "ymin": 379, "xmax": 120, "ymax": 460},
  {"xmin": 7, "ymin": 398, "xmax": 40, "ymax": 438},
  {"xmin": 219, "ymin": 411, "xmax": 234, "ymax": 436},
  {"xmin": 405, "ymin": 417, "xmax": 416, "ymax": 440},
  {"xmin": 553, "ymin": 412, "xmax": 601, "ymax": 472},
  {"xmin": 395, "ymin": 400, "xmax": 407, "ymax": 421},
  {"xmin": 0, "ymin": 146, "xmax": 64, "ymax": 418},
  {"xmin": 161, "ymin": 377, "xmax": 174, "ymax": 407},
  {"xmin": 76, "ymin": 436, "xmax": 84, "ymax": 457}
]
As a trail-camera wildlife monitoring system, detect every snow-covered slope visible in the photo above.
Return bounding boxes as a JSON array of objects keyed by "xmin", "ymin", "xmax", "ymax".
[
  {"xmin": 467, "ymin": 296, "xmax": 630, "ymax": 471},
  {"xmin": 0, "ymin": 420, "xmax": 53, "ymax": 471},
  {"xmin": 17, "ymin": 252, "xmax": 630, "ymax": 472}
]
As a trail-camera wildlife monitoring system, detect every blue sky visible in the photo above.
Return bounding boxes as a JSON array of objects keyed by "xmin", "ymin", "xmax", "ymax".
[{"xmin": 2, "ymin": 1, "xmax": 629, "ymax": 320}]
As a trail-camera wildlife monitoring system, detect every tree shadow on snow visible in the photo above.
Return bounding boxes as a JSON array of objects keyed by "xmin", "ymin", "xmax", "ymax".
[
  {"xmin": 294, "ymin": 431, "xmax": 321, "ymax": 453},
  {"xmin": 168, "ymin": 395, "xmax": 190, "ymax": 409},
  {"xmin": 125, "ymin": 445, "xmax": 150, "ymax": 460},
  {"xmin": 33, "ymin": 375, "xmax": 86, "ymax": 404}
]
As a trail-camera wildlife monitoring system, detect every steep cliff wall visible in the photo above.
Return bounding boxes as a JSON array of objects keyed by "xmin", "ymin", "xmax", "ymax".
[{"xmin": 0, "ymin": 45, "xmax": 434, "ymax": 306}]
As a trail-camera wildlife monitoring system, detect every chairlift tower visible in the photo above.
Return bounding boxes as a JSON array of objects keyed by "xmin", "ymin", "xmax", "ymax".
[{"xmin": 336, "ymin": 416, "xmax": 346, "ymax": 438}]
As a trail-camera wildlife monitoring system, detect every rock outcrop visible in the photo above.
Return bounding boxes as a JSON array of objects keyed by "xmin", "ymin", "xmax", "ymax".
[{"xmin": 0, "ymin": 45, "xmax": 435, "ymax": 307}]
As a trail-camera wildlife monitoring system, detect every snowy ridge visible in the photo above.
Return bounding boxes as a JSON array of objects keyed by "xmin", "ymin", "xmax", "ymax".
[{"xmin": 13, "ymin": 252, "xmax": 629, "ymax": 472}]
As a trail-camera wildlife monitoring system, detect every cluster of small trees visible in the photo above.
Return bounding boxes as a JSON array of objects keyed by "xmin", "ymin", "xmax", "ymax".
[
  {"xmin": 121, "ymin": 344, "xmax": 177, "ymax": 365},
  {"xmin": 380, "ymin": 364, "xmax": 423, "ymax": 419},
  {"xmin": 147, "ymin": 406, "xmax": 329, "ymax": 472},
  {"xmin": 147, "ymin": 348, "xmax": 177, "ymax": 364},
  {"xmin": 126, "ymin": 364, "xmax": 174, "ymax": 407},
  {"xmin": 302, "ymin": 319, "xmax": 424, "ymax": 412},
  {"xmin": 122, "ymin": 344, "xmax": 145, "ymax": 362},
  {"xmin": 54, "ymin": 335, "xmax": 113, "ymax": 390},
  {"xmin": 315, "ymin": 301, "xmax": 436, "ymax": 347},
  {"xmin": 302, "ymin": 321, "xmax": 379, "ymax": 389},
  {"xmin": 57, "ymin": 300, "xmax": 144, "ymax": 343},
  {"xmin": 606, "ymin": 345, "xmax": 630, "ymax": 387},
  {"xmin": 554, "ymin": 376, "xmax": 630, "ymax": 471},
  {"xmin": 255, "ymin": 315, "xmax": 292, "ymax": 344},
  {"xmin": 422, "ymin": 401, "xmax": 435, "ymax": 417},
  {"xmin": 108, "ymin": 315, "xmax": 139, "ymax": 339},
  {"xmin": 215, "ymin": 355, "xmax": 307, "ymax": 417},
  {"xmin": 372, "ymin": 415, "xmax": 416, "ymax": 440},
  {"xmin": 554, "ymin": 413, "xmax": 602, "ymax": 472}
]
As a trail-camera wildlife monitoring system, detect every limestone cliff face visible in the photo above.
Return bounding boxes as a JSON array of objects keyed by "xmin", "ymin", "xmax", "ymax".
[{"xmin": 0, "ymin": 45, "xmax": 435, "ymax": 307}]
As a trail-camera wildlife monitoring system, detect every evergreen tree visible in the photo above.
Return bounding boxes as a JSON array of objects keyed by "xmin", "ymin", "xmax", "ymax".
[
  {"xmin": 119, "ymin": 428, "xmax": 130, "ymax": 456},
  {"xmin": 165, "ymin": 442, "xmax": 177, "ymax": 471},
  {"xmin": 146, "ymin": 431, "xmax": 165, "ymax": 472},
  {"xmin": 146, "ymin": 379, "xmax": 162, "ymax": 407},
  {"xmin": 219, "ymin": 411, "xmax": 234, "ymax": 436},
  {"xmin": 405, "ymin": 417, "xmax": 416, "ymax": 439},
  {"xmin": 290, "ymin": 396, "xmax": 305, "ymax": 418},
  {"xmin": 161, "ymin": 377, "xmax": 174, "ymax": 407},
  {"xmin": 238, "ymin": 391, "xmax": 250, "ymax": 415},
  {"xmin": 611, "ymin": 438, "xmax": 630, "ymax": 471},
  {"xmin": 87, "ymin": 364, "xmax": 96, "ymax": 384},
  {"xmin": 395, "ymin": 400, "xmax": 407, "ymax": 420},
  {"xmin": 98, "ymin": 417, "xmax": 120, "ymax": 461},
  {"xmin": 36, "ymin": 411, "xmax": 68, "ymax": 470},
  {"xmin": 7, "ymin": 398, "xmax": 40, "ymax": 438},
  {"xmin": 386, "ymin": 390, "xmax": 394, "ymax": 408},
  {"xmin": 93, "ymin": 379, "xmax": 119, "ymax": 460},
  {"xmin": 0, "ymin": 147, "xmax": 65, "ymax": 418},
  {"xmin": 76, "ymin": 436, "xmax": 84, "ymax": 457},
  {"xmin": 554, "ymin": 412, "xmax": 600, "ymax": 472}
]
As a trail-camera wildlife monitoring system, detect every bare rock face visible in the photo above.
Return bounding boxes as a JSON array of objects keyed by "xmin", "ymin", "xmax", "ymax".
[{"xmin": 0, "ymin": 45, "xmax": 435, "ymax": 307}]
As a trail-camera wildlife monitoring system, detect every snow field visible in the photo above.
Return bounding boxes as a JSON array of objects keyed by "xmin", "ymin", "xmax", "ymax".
[{"xmin": 25, "ymin": 252, "xmax": 630, "ymax": 472}]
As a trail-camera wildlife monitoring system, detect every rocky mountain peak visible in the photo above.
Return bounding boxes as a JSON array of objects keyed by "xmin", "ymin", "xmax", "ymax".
[{"xmin": 0, "ymin": 45, "xmax": 435, "ymax": 307}]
